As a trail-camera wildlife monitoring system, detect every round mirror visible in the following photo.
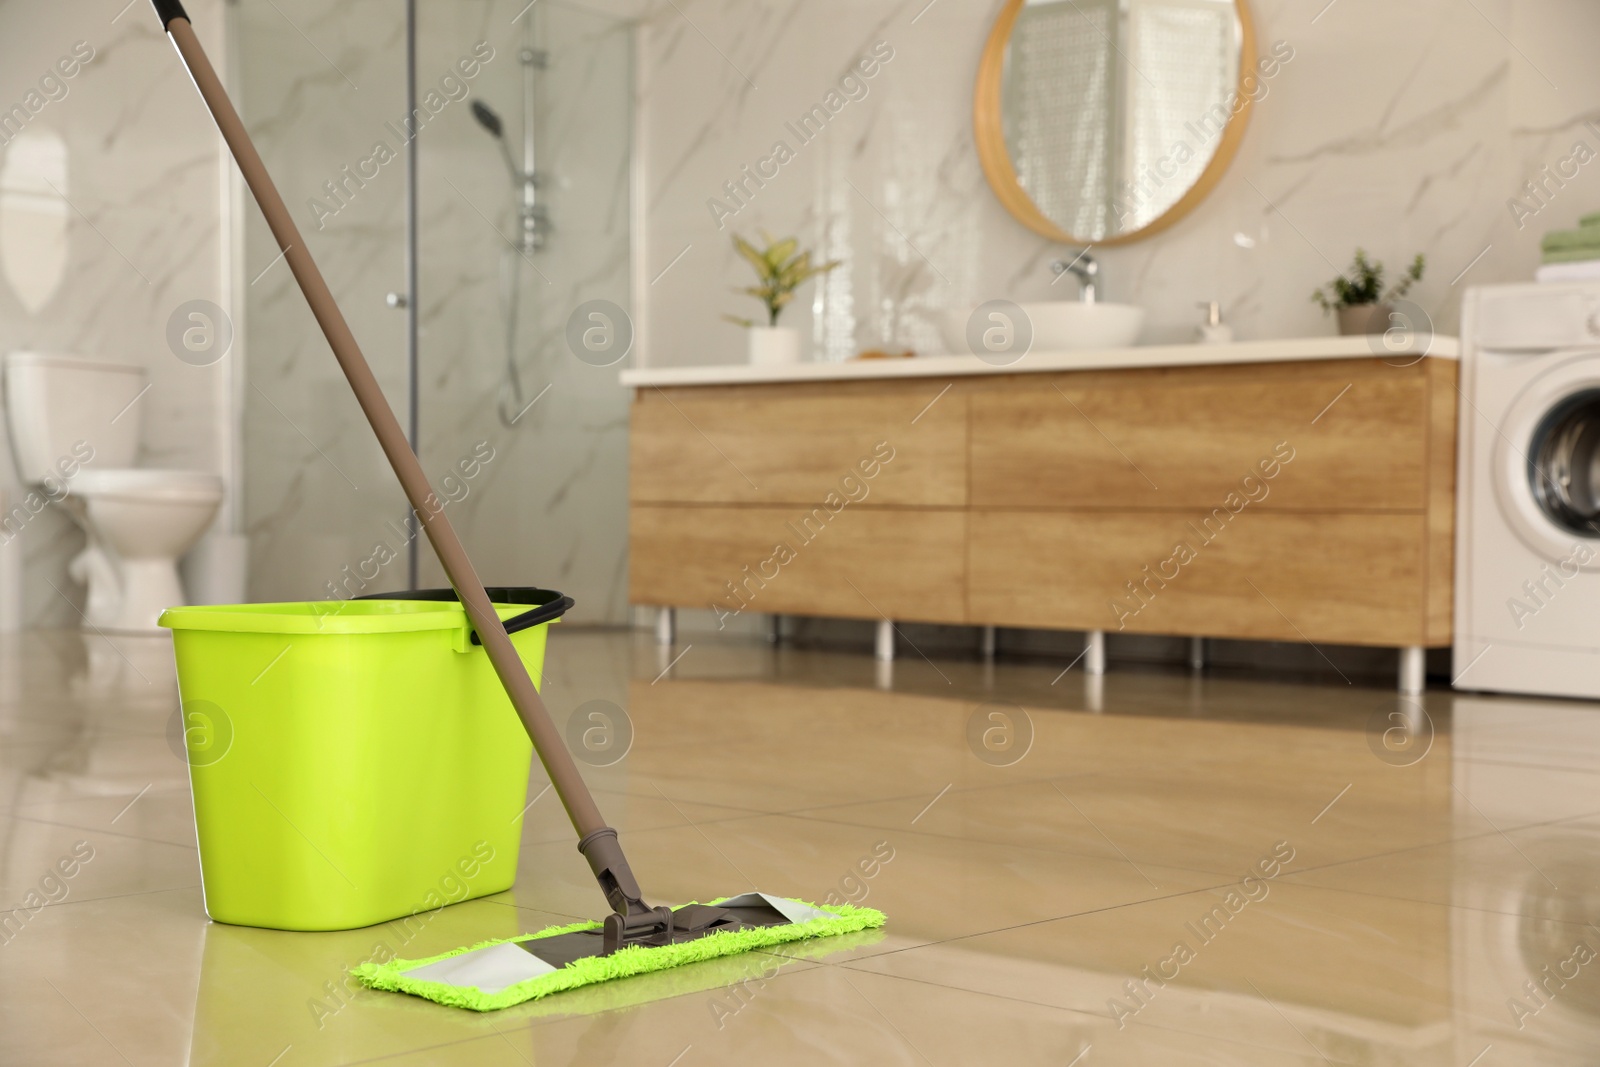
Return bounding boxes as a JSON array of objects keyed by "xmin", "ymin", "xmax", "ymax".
[{"xmin": 975, "ymin": 0, "xmax": 1258, "ymax": 245}]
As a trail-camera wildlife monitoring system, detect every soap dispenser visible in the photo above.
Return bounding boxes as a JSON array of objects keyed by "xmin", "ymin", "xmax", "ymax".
[{"xmin": 1196, "ymin": 301, "xmax": 1232, "ymax": 344}]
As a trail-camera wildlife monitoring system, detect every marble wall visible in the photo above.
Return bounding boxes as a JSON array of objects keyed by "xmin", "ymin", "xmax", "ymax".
[
  {"xmin": 0, "ymin": 0, "xmax": 230, "ymax": 627},
  {"xmin": 635, "ymin": 0, "xmax": 1600, "ymax": 367},
  {"xmin": 237, "ymin": 0, "xmax": 634, "ymax": 623},
  {"xmin": 10, "ymin": 0, "xmax": 1597, "ymax": 634}
]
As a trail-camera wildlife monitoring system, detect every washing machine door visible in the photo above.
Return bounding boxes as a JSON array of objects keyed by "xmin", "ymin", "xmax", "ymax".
[{"xmin": 1493, "ymin": 350, "xmax": 1600, "ymax": 566}]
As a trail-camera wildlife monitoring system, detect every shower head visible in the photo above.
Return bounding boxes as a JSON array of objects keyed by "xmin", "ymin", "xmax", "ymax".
[
  {"xmin": 470, "ymin": 99, "xmax": 504, "ymax": 139},
  {"xmin": 472, "ymin": 98, "xmax": 520, "ymax": 183}
]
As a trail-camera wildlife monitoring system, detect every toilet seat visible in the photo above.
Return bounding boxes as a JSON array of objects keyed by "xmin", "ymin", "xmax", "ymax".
[{"xmin": 74, "ymin": 468, "xmax": 224, "ymax": 502}]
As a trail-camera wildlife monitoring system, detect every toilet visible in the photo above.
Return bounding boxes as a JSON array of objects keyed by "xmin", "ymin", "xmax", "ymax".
[{"xmin": 4, "ymin": 352, "xmax": 224, "ymax": 634}]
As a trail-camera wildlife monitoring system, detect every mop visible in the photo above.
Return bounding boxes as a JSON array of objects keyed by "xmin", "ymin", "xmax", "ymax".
[{"xmin": 149, "ymin": 1, "xmax": 883, "ymax": 1010}]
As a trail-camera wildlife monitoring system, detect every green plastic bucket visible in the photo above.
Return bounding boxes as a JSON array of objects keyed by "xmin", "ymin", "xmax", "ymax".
[{"xmin": 158, "ymin": 589, "xmax": 570, "ymax": 932}]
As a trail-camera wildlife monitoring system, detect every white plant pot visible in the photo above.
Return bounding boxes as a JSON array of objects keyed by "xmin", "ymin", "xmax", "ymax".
[{"xmin": 747, "ymin": 326, "xmax": 801, "ymax": 366}]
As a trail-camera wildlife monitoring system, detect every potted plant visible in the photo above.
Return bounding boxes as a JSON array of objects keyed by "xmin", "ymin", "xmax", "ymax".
[
  {"xmin": 1312, "ymin": 249, "xmax": 1425, "ymax": 336},
  {"xmin": 723, "ymin": 233, "xmax": 840, "ymax": 365}
]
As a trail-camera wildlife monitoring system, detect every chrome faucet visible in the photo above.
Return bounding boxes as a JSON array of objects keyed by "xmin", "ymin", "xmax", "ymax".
[{"xmin": 1050, "ymin": 252, "xmax": 1098, "ymax": 304}]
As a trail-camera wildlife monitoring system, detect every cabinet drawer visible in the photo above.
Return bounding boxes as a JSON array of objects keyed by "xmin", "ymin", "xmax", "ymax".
[
  {"xmin": 631, "ymin": 504, "xmax": 967, "ymax": 623},
  {"xmin": 631, "ymin": 383, "xmax": 965, "ymax": 506},
  {"xmin": 970, "ymin": 362, "xmax": 1428, "ymax": 511},
  {"xmin": 968, "ymin": 509, "xmax": 1427, "ymax": 645}
]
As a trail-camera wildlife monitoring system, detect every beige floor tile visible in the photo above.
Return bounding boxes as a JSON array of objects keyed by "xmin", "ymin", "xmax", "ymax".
[
  {"xmin": 1450, "ymin": 693, "xmax": 1600, "ymax": 773},
  {"xmin": 0, "ymin": 813, "xmax": 199, "ymax": 905},
  {"xmin": 500, "ymin": 811, "xmax": 1224, "ymax": 957},
  {"xmin": 4, "ymin": 783, "xmax": 199, "ymax": 850},
  {"xmin": 0, "ymin": 885, "xmax": 587, "ymax": 1067},
  {"xmin": 354, "ymin": 965, "xmax": 1341, "ymax": 1067},
  {"xmin": 849, "ymin": 878, "xmax": 1600, "ymax": 1064},
  {"xmin": 611, "ymin": 679, "xmax": 1060, "ymax": 813},
  {"xmin": 1446, "ymin": 756, "xmax": 1600, "ymax": 829},
  {"xmin": 512, "ymin": 784, "xmax": 762, "ymax": 847},
  {"xmin": 787, "ymin": 777, "xmax": 1145, "ymax": 869},
  {"xmin": 1284, "ymin": 813, "xmax": 1600, "ymax": 922},
  {"xmin": 4, "ymin": 628, "xmax": 1600, "ymax": 1064},
  {"xmin": 785, "ymin": 764, "xmax": 1464, "ymax": 882}
]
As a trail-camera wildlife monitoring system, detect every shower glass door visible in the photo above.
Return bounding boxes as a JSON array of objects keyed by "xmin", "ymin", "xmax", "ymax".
[
  {"xmin": 413, "ymin": 1, "xmax": 633, "ymax": 623},
  {"xmin": 236, "ymin": 1, "xmax": 633, "ymax": 624}
]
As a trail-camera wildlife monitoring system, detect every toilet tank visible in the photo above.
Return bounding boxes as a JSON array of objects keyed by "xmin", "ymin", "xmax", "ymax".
[{"xmin": 3, "ymin": 352, "xmax": 144, "ymax": 483}]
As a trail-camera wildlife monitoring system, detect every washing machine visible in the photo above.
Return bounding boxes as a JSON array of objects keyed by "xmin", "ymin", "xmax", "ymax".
[{"xmin": 1456, "ymin": 282, "xmax": 1600, "ymax": 699}]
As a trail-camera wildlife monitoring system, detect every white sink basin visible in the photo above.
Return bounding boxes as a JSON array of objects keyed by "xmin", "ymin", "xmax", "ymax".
[{"xmin": 940, "ymin": 302, "xmax": 1144, "ymax": 355}]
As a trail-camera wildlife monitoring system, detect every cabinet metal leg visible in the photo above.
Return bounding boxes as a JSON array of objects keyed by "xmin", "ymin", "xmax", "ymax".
[
  {"xmin": 875, "ymin": 657, "xmax": 893, "ymax": 690},
  {"xmin": 875, "ymin": 619, "xmax": 895, "ymax": 662},
  {"xmin": 1189, "ymin": 636, "xmax": 1206, "ymax": 672},
  {"xmin": 1085, "ymin": 630, "xmax": 1106, "ymax": 675},
  {"xmin": 768, "ymin": 614, "xmax": 782, "ymax": 644},
  {"xmin": 980, "ymin": 625, "xmax": 997, "ymax": 660},
  {"xmin": 655, "ymin": 607, "xmax": 675, "ymax": 646},
  {"xmin": 1399, "ymin": 645, "xmax": 1425, "ymax": 695},
  {"xmin": 1084, "ymin": 672, "xmax": 1104, "ymax": 713}
]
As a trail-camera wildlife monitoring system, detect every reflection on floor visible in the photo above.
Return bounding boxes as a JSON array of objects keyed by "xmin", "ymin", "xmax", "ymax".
[{"xmin": 2, "ymin": 627, "xmax": 1598, "ymax": 1065}]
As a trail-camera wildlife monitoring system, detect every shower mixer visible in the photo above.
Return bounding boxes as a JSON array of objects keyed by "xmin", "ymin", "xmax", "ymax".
[
  {"xmin": 469, "ymin": 31, "xmax": 551, "ymax": 428},
  {"xmin": 470, "ymin": 45, "xmax": 550, "ymax": 255}
]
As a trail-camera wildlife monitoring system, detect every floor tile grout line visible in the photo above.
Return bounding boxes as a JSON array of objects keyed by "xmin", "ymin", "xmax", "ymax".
[
  {"xmin": 3, "ymin": 811, "xmax": 201, "ymax": 851},
  {"xmin": 779, "ymin": 769, "xmax": 1105, "ymax": 816},
  {"xmin": 774, "ymin": 808, "xmax": 1235, "ymax": 878},
  {"xmin": 509, "ymin": 808, "xmax": 770, "ymax": 847},
  {"xmin": 43, "ymin": 976, "xmax": 136, "ymax": 1066},
  {"xmin": 802, "ymin": 896, "xmax": 1580, "ymax": 1059},
  {"xmin": 756, "ymin": 797, "xmax": 1598, "ymax": 882},
  {"xmin": 2, "ymin": 781, "xmax": 193, "ymax": 813},
  {"xmin": 777, "ymin": 813, "xmax": 1600, "ymax": 967},
  {"xmin": 123, "ymin": 798, "xmax": 1584, "ymax": 959},
  {"xmin": 559, "ymin": 783, "xmax": 1247, "ymax": 881},
  {"xmin": 797, "ymin": 879, "xmax": 1264, "ymax": 966},
  {"xmin": 1279, "ymin": 804, "xmax": 1600, "ymax": 874},
  {"xmin": 333, "ymin": 953, "xmax": 831, "ymax": 1062},
  {"xmin": 513, "ymin": 801, "xmax": 1187, "ymax": 875},
  {"xmin": 595, "ymin": 773, "xmax": 1600, "ymax": 847},
  {"xmin": 508, "ymin": 788, "xmax": 1600, "ymax": 901},
  {"xmin": 842, "ymin": 971, "xmax": 941, "ymax": 1066},
  {"xmin": 14, "ymin": 796, "xmax": 1588, "ymax": 929},
  {"xmin": 1272, "ymin": 873, "xmax": 1600, "ymax": 930},
  {"xmin": 824, "ymin": 956, "xmax": 1343, "ymax": 1061},
  {"xmin": 1, "ymin": 881, "xmax": 205, "ymax": 914},
  {"xmin": 599, "ymin": 768, "xmax": 1103, "ymax": 823},
  {"xmin": 1453, "ymin": 754, "xmax": 1600, "ymax": 777}
]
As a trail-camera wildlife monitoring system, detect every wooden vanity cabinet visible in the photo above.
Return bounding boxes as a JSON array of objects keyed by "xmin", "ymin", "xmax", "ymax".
[{"xmin": 628, "ymin": 356, "xmax": 1456, "ymax": 649}]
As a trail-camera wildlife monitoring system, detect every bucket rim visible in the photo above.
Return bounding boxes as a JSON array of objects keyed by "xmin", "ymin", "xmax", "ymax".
[{"xmin": 158, "ymin": 598, "xmax": 537, "ymax": 635}]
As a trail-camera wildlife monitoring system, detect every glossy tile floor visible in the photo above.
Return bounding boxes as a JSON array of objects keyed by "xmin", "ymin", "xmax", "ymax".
[{"xmin": 3, "ymin": 627, "xmax": 1599, "ymax": 1065}]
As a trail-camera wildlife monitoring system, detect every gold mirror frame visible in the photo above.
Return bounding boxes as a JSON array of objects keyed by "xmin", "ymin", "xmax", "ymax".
[{"xmin": 974, "ymin": 0, "xmax": 1258, "ymax": 247}]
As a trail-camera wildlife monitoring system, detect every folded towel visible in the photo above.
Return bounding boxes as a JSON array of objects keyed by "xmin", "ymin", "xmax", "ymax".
[
  {"xmin": 1581, "ymin": 211, "xmax": 1600, "ymax": 229},
  {"xmin": 1536, "ymin": 258, "xmax": 1600, "ymax": 283},
  {"xmin": 1541, "ymin": 227, "xmax": 1600, "ymax": 254},
  {"xmin": 1543, "ymin": 245, "xmax": 1600, "ymax": 265}
]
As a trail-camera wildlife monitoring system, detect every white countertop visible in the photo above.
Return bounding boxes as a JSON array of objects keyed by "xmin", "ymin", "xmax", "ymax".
[{"xmin": 620, "ymin": 335, "xmax": 1459, "ymax": 388}]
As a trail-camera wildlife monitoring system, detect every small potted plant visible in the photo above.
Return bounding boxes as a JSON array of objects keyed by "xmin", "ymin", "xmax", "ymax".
[
  {"xmin": 1312, "ymin": 249, "xmax": 1425, "ymax": 336},
  {"xmin": 723, "ymin": 233, "xmax": 840, "ymax": 365}
]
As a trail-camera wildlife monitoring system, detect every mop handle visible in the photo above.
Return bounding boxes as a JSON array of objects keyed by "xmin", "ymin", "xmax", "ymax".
[{"xmin": 153, "ymin": 2, "xmax": 606, "ymax": 841}]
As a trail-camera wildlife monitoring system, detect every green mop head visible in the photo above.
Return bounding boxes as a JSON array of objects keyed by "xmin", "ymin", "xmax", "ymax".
[{"xmin": 352, "ymin": 895, "xmax": 885, "ymax": 1011}]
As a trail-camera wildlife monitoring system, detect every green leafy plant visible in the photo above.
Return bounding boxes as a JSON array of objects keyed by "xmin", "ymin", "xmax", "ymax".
[
  {"xmin": 1311, "ymin": 249, "xmax": 1425, "ymax": 312},
  {"xmin": 722, "ymin": 233, "xmax": 841, "ymax": 328}
]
